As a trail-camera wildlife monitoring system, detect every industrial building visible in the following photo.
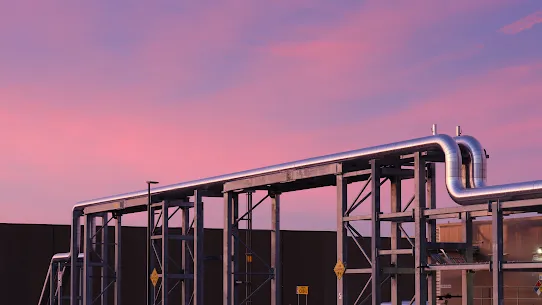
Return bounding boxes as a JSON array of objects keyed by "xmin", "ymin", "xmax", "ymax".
[{"xmin": 4, "ymin": 215, "xmax": 542, "ymax": 305}]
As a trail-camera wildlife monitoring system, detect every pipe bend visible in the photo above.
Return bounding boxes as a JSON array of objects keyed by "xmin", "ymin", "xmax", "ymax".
[
  {"xmin": 454, "ymin": 135, "xmax": 487, "ymax": 188},
  {"xmin": 447, "ymin": 135, "xmax": 542, "ymax": 205}
]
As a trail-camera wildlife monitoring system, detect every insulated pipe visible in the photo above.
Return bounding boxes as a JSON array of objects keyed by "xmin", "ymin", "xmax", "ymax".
[
  {"xmin": 72, "ymin": 134, "xmax": 460, "ymax": 209},
  {"xmin": 454, "ymin": 135, "xmax": 487, "ymax": 188},
  {"xmin": 73, "ymin": 134, "xmax": 542, "ymax": 213},
  {"xmin": 70, "ymin": 134, "xmax": 542, "ymax": 208}
]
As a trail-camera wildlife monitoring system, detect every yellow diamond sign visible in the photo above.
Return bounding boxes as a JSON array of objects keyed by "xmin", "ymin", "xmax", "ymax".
[
  {"xmin": 334, "ymin": 259, "xmax": 345, "ymax": 280},
  {"xmin": 150, "ymin": 268, "xmax": 159, "ymax": 287}
]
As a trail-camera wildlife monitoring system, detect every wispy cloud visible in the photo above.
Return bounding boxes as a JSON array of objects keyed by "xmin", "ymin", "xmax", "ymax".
[
  {"xmin": 0, "ymin": 0, "xmax": 540, "ymax": 229},
  {"xmin": 499, "ymin": 10, "xmax": 542, "ymax": 34}
]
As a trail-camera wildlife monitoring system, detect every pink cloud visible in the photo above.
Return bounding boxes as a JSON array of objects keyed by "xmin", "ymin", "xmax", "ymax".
[
  {"xmin": 191, "ymin": 0, "xmax": 521, "ymax": 118},
  {"xmin": 499, "ymin": 10, "xmax": 542, "ymax": 34},
  {"xmin": 0, "ymin": 0, "xmax": 538, "ymax": 228}
]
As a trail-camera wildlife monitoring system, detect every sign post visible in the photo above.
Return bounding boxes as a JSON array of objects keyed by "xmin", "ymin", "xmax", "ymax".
[{"xmin": 296, "ymin": 286, "xmax": 308, "ymax": 305}]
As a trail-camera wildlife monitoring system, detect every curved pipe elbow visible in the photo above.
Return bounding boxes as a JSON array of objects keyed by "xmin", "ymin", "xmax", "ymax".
[
  {"xmin": 448, "ymin": 135, "xmax": 542, "ymax": 204},
  {"xmin": 454, "ymin": 135, "xmax": 487, "ymax": 188}
]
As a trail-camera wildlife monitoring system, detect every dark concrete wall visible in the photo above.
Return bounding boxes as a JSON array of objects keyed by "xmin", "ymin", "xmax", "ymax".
[{"xmin": 0, "ymin": 223, "xmax": 415, "ymax": 305}]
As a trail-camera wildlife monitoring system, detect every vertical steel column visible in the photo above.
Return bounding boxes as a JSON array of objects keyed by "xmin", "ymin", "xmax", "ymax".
[
  {"xmin": 390, "ymin": 175, "xmax": 401, "ymax": 305},
  {"xmin": 50, "ymin": 263, "xmax": 56, "ymax": 305},
  {"xmin": 182, "ymin": 205, "xmax": 191, "ymax": 305},
  {"xmin": 245, "ymin": 191, "xmax": 254, "ymax": 305},
  {"xmin": 162, "ymin": 200, "xmax": 170, "ymax": 305},
  {"xmin": 370, "ymin": 160, "xmax": 381, "ymax": 305},
  {"xmin": 233, "ymin": 193, "xmax": 240, "ymax": 305},
  {"xmin": 71, "ymin": 211, "xmax": 82, "ymax": 305},
  {"xmin": 336, "ymin": 171, "xmax": 348, "ymax": 305},
  {"xmin": 57, "ymin": 262, "xmax": 63, "ymax": 305},
  {"xmin": 426, "ymin": 163, "xmax": 437, "ymax": 305},
  {"xmin": 147, "ymin": 199, "xmax": 152, "ymax": 305},
  {"xmin": 102, "ymin": 213, "xmax": 110, "ymax": 305},
  {"xmin": 492, "ymin": 201, "xmax": 503, "ymax": 305},
  {"xmin": 414, "ymin": 153, "xmax": 428, "ymax": 305},
  {"xmin": 271, "ymin": 192, "xmax": 281, "ymax": 305},
  {"xmin": 194, "ymin": 190, "xmax": 204, "ymax": 305},
  {"xmin": 462, "ymin": 212, "xmax": 473, "ymax": 305},
  {"xmin": 83, "ymin": 215, "xmax": 95, "ymax": 305},
  {"xmin": 114, "ymin": 214, "xmax": 121, "ymax": 305},
  {"xmin": 149, "ymin": 202, "xmax": 156, "ymax": 305},
  {"xmin": 224, "ymin": 191, "xmax": 234, "ymax": 305}
]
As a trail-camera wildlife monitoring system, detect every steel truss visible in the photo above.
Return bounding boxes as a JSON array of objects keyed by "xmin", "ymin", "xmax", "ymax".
[
  {"xmin": 69, "ymin": 190, "xmax": 206, "ymax": 305},
  {"xmin": 48, "ymin": 132, "xmax": 542, "ymax": 305},
  {"xmin": 146, "ymin": 194, "xmax": 204, "ymax": 305},
  {"xmin": 223, "ymin": 190, "xmax": 280, "ymax": 305},
  {"xmin": 38, "ymin": 253, "xmax": 83, "ymax": 305},
  {"xmin": 334, "ymin": 152, "xmax": 542, "ymax": 305},
  {"xmin": 79, "ymin": 211, "xmax": 122, "ymax": 305}
]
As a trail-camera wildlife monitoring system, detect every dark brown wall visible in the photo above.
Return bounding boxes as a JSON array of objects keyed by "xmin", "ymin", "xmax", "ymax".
[
  {"xmin": 439, "ymin": 217, "xmax": 542, "ymax": 305},
  {"xmin": 0, "ymin": 223, "xmax": 415, "ymax": 305}
]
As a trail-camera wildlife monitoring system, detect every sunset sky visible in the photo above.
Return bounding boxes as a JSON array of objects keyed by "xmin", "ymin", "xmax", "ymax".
[{"xmin": 1, "ymin": 1, "xmax": 541, "ymax": 232}]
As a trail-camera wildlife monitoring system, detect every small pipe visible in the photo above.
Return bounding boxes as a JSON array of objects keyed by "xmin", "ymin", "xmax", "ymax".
[{"xmin": 432, "ymin": 124, "xmax": 438, "ymax": 135}]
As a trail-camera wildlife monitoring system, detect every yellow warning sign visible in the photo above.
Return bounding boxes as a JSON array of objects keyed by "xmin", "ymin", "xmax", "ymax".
[
  {"xmin": 296, "ymin": 286, "xmax": 309, "ymax": 295},
  {"xmin": 150, "ymin": 268, "xmax": 159, "ymax": 287},
  {"xmin": 334, "ymin": 260, "xmax": 346, "ymax": 280}
]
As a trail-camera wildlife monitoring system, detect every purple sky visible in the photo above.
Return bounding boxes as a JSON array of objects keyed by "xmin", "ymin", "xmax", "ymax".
[{"xmin": 1, "ymin": 1, "xmax": 542, "ymax": 233}]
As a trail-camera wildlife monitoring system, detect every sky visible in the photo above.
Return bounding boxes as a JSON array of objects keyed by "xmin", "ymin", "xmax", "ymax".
[{"xmin": 1, "ymin": 1, "xmax": 542, "ymax": 234}]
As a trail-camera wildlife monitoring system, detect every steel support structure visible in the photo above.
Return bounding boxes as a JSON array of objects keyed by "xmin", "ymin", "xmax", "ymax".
[
  {"xmin": 148, "ymin": 197, "xmax": 203, "ymax": 305},
  {"xmin": 67, "ymin": 192, "xmax": 205, "ymax": 305},
  {"xmin": 426, "ymin": 163, "xmax": 437, "ymax": 305},
  {"xmin": 414, "ymin": 153, "xmax": 428, "ymax": 305},
  {"xmin": 80, "ymin": 212, "xmax": 122, "ymax": 305},
  {"xmin": 38, "ymin": 253, "xmax": 84, "ymax": 305},
  {"xmin": 223, "ymin": 190, "xmax": 280, "ymax": 305},
  {"xmin": 337, "ymin": 159, "xmax": 416, "ymax": 305},
  {"xmin": 244, "ymin": 191, "xmax": 254, "ymax": 305},
  {"xmin": 491, "ymin": 201, "xmax": 504, "ymax": 305},
  {"xmin": 342, "ymin": 153, "xmax": 542, "ymax": 305},
  {"xmin": 57, "ymin": 132, "xmax": 542, "ymax": 305}
]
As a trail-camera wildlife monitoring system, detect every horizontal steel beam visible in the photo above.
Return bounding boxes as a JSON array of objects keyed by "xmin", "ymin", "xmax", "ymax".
[
  {"xmin": 345, "ymin": 267, "xmax": 415, "ymax": 274},
  {"xmin": 342, "ymin": 169, "xmax": 371, "ymax": 179},
  {"xmin": 343, "ymin": 168, "xmax": 414, "ymax": 180},
  {"xmin": 426, "ymin": 263, "xmax": 490, "ymax": 271},
  {"xmin": 157, "ymin": 274, "xmax": 195, "ymax": 280},
  {"xmin": 223, "ymin": 163, "xmax": 340, "ymax": 192},
  {"xmin": 379, "ymin": 249, "xmax": 413, "ymax": 255},
  {"xmin": 343, "ymin": 211, "xmax": 413, "ymax": 222},
  {"xmin": 151, "ymin": 201, "xmax": 194, "ymax": 209},
  {"xmin": 82, "ymin": 191, "xmax": 217, "ymax": 215},
  {"xmin": 427, "ymin": 262, "xmax": 542, "ymax": 272},
  {"xmin": 150, "ymin": 235, "xmax": 194, "ymax": 241},
  {"xmin": 427, "ymin": 242, "xmax": 468, "ymax": 250},
  {"xmin": 424, "ymin": 204, "xmax": 487, "ymax": 217},
  {"xmin": 502, "ymin": 262, "xmax": 542, "ymax": 271}
]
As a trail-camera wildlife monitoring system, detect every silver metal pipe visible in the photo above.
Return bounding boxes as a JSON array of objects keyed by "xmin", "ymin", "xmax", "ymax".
[
  {"xmin": 454, "ymin": 135, "xmax": 487, "ymax": 188},
  {"xmin": 72, "ymin": 134, "xmax": 542, "ymax": 208}
]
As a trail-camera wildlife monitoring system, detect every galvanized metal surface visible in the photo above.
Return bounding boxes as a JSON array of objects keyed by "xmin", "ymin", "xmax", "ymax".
[
  {"xmin": 49, "ymin": 131, "xmax": 542, "ymax": 305},
  {"xmin": 71, "ymin": 134, "xmax": 542, "ymax": 210}
]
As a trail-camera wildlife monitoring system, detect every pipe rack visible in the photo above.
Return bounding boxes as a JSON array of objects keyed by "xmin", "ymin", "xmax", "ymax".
[{"xmin": 42, "ymin": 130, "xmax": 542, "ymax": 305}]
